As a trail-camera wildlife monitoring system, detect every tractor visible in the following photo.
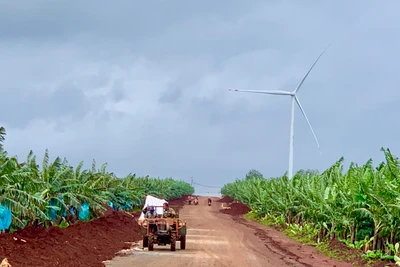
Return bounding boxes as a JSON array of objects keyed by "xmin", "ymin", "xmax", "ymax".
[{"xmin": 139, "ymin": 207, "xmax": 187, "ymax": 251}]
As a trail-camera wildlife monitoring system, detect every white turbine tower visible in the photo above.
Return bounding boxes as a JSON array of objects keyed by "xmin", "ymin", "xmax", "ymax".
[{"xmin": 229, "ymin": 45, "xmax": 330, "ymax": 179}]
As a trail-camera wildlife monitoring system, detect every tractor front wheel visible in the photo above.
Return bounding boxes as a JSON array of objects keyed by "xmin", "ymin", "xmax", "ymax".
[
  {"xmin": 148, "ymin": 234, "xmax": 154, "ymax": 251},
  {"xmin": 180, "ymin": 235, "xmax": 186, "ymax": 250},
  {"xmin": 170, "ymin": 233, "xmax": 176, "ymax": 251},
  {"xmin": 143, "ymin": 236, "xmax": 148, "ymax": 248}
]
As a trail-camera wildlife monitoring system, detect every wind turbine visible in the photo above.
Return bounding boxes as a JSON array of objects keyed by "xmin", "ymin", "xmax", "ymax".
[{"xmin": 228, "ymin": 45, "xmax": 330, "ymax": 179}]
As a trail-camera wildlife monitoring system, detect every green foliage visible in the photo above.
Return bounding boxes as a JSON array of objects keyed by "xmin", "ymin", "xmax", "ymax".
[
  {"xmin": 284, "ymin": 223, "xmax": 319, "ymax": 244},
  {"xmin": 222, "ymin": 148, "xmax": 400, "ymax": 263},
  {"xmin": 245, "ymin": 169, "xmax": 264, "ymax": 180},
  {"xmin": 0, "ymin": 127, "xmax": 194, "ymax": 230},
  {"xmin": 340, "ymin": 236, "xmax": 373, "ymax": 250}
]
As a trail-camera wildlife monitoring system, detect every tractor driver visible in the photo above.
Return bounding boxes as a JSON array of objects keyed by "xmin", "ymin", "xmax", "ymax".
[
  {"xmin": 145, "ymin": 205, "xmax": 157, "ymax": 218},
  {"xmin": 163, "ymin": 202, "xmax": 176, "ymax": 218}
]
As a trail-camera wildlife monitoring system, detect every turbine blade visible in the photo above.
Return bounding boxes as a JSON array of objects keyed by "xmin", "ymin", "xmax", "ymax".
[
  {"xmin": 294, "ymin": 96, "xmax": 321, "ymax": 154},
  {"xmin": 228, "ymin": 89, "xmax": 291, "ymax": 96},
  {"xmin": 293, "ymin": 44, "xmax": 331, "ymax": 94}
]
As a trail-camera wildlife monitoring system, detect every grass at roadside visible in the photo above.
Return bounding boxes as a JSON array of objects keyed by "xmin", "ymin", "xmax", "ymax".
[{"xmin": 244, "ymin": 212, "xmax": 370, "ymax": 266}]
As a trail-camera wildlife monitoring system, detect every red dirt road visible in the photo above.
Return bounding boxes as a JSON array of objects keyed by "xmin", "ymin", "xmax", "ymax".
[{"xmin": 104, "ymin": 197, "xmax": 354, "ymax": 267}]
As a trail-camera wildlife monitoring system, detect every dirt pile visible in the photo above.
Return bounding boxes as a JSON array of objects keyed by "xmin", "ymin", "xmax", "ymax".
[
  {"xmin": 0, "ymin": 207, "xmax": 142, "ymax": 267},
  {"xmin": 217, "ymin": 195, "xmax": 233, "ymax": 203},
  {"xmin": 218, "ymin": 195, "xmax": 250, "ymax": 216},
  {"xmin": 0, "ymin": 196, "xmax": 189, "ymax": 267},
  {"xmin": 220, "ymin": 203, "xmax": 251, "ymax": 216}
]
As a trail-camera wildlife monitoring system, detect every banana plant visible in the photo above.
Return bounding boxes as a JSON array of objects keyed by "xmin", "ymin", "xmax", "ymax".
[
  {"xmin": 221, "ymin": 148, "xmax": 400, "ymax": 255},
  {"xmin": 0, "ymin": 127, "xmax": 194, "ymax": 231}
]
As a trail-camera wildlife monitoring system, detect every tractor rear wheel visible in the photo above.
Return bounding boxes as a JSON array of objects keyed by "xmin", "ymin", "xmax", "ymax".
[
  {"xmin": 180, "ymin": 235, "xmax": 186, "ymax": 250},
  {"xmin": 148, "ymin": 234, "xmax": 154, "ymax": 251},
  {"xmin": 143, "ymin": 236, "xmax": 148, "ymax": 248},
  {"xmin": 170, "ymin": 233, "xmax": 176, "ymax": 251}
]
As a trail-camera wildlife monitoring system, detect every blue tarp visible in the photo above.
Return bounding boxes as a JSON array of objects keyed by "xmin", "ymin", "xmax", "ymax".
[
  {"xmin": 0, "ymin": 205, "xmax": 12, "ymax": 231},
  {"xmin": 49, "ymin": 199, "xmax": 58, "ymax": 221},
  {"xmin": 78, "ymin": 202, "xmax": 89, "ymax": 221},
  {"xmin": 108, "ymin": 202, "xmax": 118, "ymax": 210},
  {"xmin": 109, "ymin": 200, "xmax": 132, "ymax": 211},
  {"xmin": 62, "ymin": 207, "xmax": 75, "ymax": 217},
  {"xmin": 50, "ymin": 198, "xmax": 78, "ymax": 220},
  {"xmin": 121, "ymin": 200, "xmax": 132, "ymax": 211},
  {"xmin": 69, "ymin": 207, "xmax": 75, "ymax": 215},
  {"xmin": 49, "ymin": 197, "xmax": 65, "ymax": 220}
]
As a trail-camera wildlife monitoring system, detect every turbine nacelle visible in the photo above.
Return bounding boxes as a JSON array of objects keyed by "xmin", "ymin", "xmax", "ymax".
[{"xmin": 229, "ymin": 88, "xmax": 320, "ymax": 150}]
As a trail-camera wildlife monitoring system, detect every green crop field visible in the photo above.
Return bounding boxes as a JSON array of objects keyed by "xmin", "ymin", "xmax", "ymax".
[
  {"xmin": 0, "ymin": 126, "xmax": 194, "ymax": 232},
  {"xmin": 221, "ymin": 148, "xmax": 400, "ymax": 262}
]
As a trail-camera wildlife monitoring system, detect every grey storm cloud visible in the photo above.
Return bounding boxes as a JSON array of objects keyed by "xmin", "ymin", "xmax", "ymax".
[
  {"xmin": 0, "ymin": 0, "xmax": 399, "ymax": 194},
  {"xmin": 0, "ymin": 83, "xmax": 88, "ymax": 128}
]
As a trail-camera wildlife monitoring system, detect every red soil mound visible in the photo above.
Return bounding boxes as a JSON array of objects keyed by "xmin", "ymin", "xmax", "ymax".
[
  {"xmin": 0, "ymin": 196, "xmax": 189, "ymax": 267},
  {"xmin": 217, "ymin": 195, "xmax": 233, "ymax": 203},
  {"xmin": 220, "ymin": 203, "xmax": 251, "ymax": 216},
  {"xmin": 0, "ymin": 207, "xmax": 142, "ymax": 267}
]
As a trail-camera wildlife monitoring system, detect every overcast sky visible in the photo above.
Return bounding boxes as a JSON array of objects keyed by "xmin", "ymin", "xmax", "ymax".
[{"xmin": 0, "ymin": 0, "xmax": 399, "ymax": 194}]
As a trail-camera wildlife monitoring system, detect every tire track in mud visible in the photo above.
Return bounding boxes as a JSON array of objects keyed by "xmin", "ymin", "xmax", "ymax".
[{"xmin": 232, "ymin": 216, "xmax": 313, "ymax": 267}]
